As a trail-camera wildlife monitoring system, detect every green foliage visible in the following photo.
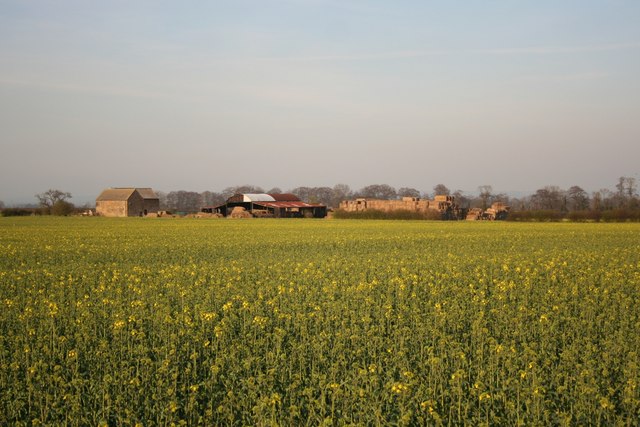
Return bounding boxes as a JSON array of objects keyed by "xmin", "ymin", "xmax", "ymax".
[
  {"xmin": 0, "ymin": 208, "xmax": 34, "ymax": 217},
  {"xmin": 0, "ymin": 218, "xmax": 639, "ymax": 425},
  {"xmin": 51, "ymin": 200, "xmax": 75, "ymax": 216}
]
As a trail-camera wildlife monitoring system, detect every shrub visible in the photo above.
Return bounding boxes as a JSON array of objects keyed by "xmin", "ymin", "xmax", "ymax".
[
  {"xmin": 51, "ymin": 200, "xmax": 75, "ymax": 216},
  {"xmin": 1, "ymin": 208, "xmax": 34, "ymax": 217},
  {"xmin": 506, "ymin": 210, "xmax": 565, "ymax": 222},
  {"xmin": 600, "ymin": 208, "xmax": 640, "ymax": 222},
  {"xmin": 333, "ymin": 208, "xmax": 443, "ymax": 220}
]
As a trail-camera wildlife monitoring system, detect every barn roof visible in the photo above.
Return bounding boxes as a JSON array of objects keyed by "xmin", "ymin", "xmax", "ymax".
[
  {"xmin": 96, "ymin": 188, "xmax": 136, "ymax": 201},
  {"xmin": 135, "ymin": 188, "xmax": 159, "ymax": 199},
  {"xmin": 233, "ymin": 193, "xmax": 302, "ymax": 202},
  {"xmin": 253, "ymin": 201, "xmax": 323, "ymax": 209},
  {"xmin": 96, "ymin": 188, "xmax": 158, "ymax": 201},
  {"xmin": 242, "ymin": 193, "xmax": 276, "ymax": 202},
  {"xmin": 269, "ymin": 193, "xmax": 300, "ymax": 202}
]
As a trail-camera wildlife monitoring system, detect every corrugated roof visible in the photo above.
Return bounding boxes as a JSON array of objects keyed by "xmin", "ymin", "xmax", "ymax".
[
  {"xmin": 242, "ymin": 194, "xmax": 276, "ymax": 202},
  {"xmin": 269, "ymin": 193, "xmax": 301, "ymax": 202},
  {"xmin": 253, "ymin": 201, "xmax": 324, "ymax": 209}
]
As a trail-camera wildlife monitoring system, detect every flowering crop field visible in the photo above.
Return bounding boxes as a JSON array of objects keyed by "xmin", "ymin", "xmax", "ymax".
[{"xmin": 1, "ymin": 217, "xmax": 639, "ymax": 425}]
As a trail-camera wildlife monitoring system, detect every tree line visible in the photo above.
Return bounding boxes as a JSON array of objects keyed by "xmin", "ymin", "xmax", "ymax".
[
  {"xmin": 155, "ymin": 177, "xmax": 639, "ymax": 221},
  {"xmin": 505, "ymin": 177, "xmax": 640, "ymax": 221},
  {"xmin": 1, "ymin": 177, "xmax": 638, "ymax": 220}
]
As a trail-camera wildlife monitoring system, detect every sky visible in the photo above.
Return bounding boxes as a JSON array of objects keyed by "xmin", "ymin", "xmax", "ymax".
[{"xmin": 1, "ymin": 0, "xmax": 639, "ymax": 205}]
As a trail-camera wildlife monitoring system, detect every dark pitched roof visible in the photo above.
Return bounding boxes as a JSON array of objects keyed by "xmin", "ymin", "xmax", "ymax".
[
  {"xmin": 134, "ymin": 188, "xmax": 159, "ymax": 199},
  {"xmin": 269, "ymin": 193, "xmax": 301, "ymax": 202},
  {"xmin": 96, "ymin": 188, "xmax": 158, "ymax": 201},
  {"xmin": 96, "ymin": 188, "xmax": 136, "ymax": 201}
]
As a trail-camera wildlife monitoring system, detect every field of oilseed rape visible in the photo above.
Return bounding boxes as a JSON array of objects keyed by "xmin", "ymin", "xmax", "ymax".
[{"xmin": 0, "ymin": 218, "xmax": 639, "ymax": 425}]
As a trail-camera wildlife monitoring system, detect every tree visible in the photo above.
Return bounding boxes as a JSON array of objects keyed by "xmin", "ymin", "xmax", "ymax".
[
  {"xmin": 433, "ymin": 184, "xmax": 450, "ymax": 196},
  {"xmin": 222, "ymin": 185, "xmax": 265, "ymax": 199},
  {"xmin": 289, "ymin": 187, "xmax": 334, "ymax": 205},
  {"xmin": 591, "ymin": 190, "xmax": 603, "ymax": 211},
  {"xmin": 0, "ymin": 200, "xmax": 4, "ymax": 210},
  {"xmin": 311, "ymin": 187, "xmax": 334, "ymax": 206},
  {"xmin": 567, "ymin": 186, "xmax": 590, "ymax": 211},
  {"xmin": 452, "ymin": 190, "xmax": 470, "ymax": 208},
  {"xmin": 36, "ymin": 189, "xmax": 72, "ymax": 214},
  {"xmin": 397, "ymin": 187, "xmax": 421, "ymax": 198},
  {"xmin": 266, "ymin": 187, "xmax": 282, "ymax": 194},
  {"xmin": 156, "ymin": 191, "xmax": 169, "ymax": 210},
  {"xmin": 201, "ymin": 191, "xmax": 225, "ymax": 207},
  {"xmin": 51, "ymin": 200, "xmax": 75, "ymax": 216},
  {"xmin": 530, "ymin": 186, "xmax": 563, "ymax": 210},
  {"xmin": 597, "ymin": 188, "xmax": 615, "ymax": 210},
  {"xmin": 289, "ymin": 187, "xmax": 312, "ymax": 202},
  {"xmin": 36, "ymin": 189, "xmax": 72, "ymax": 208},
  {"xmin": 166, "ymin": 191, "xmax": 201, "ymax": 213},
  {"xmin": 477, "ymin": 185, "xmax": 493, "ymax": 210},
  {"xmin": 357, "ymin": 184, "xmax": 397, "ymax": 200},
  {"xmin": 615, "ymin": 176, "xmax": 638, "ymax": 208},
  {"xmin": 331, "ymin": 184, "xmax": 352, "ymax": 208},
  {"xmin": 624, "ymin": 177, "xmax": 637, "ymax": 199}
]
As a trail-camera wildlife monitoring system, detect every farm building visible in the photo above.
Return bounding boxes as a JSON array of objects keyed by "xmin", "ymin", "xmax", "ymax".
[
  {"xmin": 202, "ymin": 193, "xmax": 327, "ymax": 218},
  {"xmin": 96, "ymin": 188, "xmax": 160, "ymax": 217}
]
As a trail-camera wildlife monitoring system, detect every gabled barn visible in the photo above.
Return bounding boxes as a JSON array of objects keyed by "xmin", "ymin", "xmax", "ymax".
[
  {"xmin": 96, "ymin": 188, "xmax": 160, "ymax": 217},
  {"xmin": 202, "ymin": 193, "xmax": 327, "ymax": 218}
]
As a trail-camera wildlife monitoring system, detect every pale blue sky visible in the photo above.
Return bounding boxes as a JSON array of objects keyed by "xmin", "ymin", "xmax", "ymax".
[{"xmin": 1, "ymin": 1, "xmax": 639, "ymax": 204}]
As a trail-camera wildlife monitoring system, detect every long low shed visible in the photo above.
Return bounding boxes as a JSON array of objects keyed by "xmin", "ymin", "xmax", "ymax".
[{"xmin": 202, "ymin": 193, "xmax": 327, "ymax": 218}]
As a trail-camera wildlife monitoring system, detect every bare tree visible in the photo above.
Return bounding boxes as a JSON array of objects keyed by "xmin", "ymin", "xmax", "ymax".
[
  {"xmin": 598, "ymin": 188, "xmax": 615, "ymax": 210},
  {"xmin": 397, "ymin": 187, "xmax": 421, "ymax": 198},
  {"xmin": 477, "ymin": 185, "xmax": 493, "ymax": 210},
  {"xmin": 433, "ymin": 184, "xmax": 450, "ymax": 196},
  {"xmin": 289, "ymin": 187, "xmax": 334, "ymax": 205},
  {"xmin": 591, "ymin": 190, "xmax": 602, "ymax": 211},
  {"xmin": 615, "ymin": 176, "xmax": 638, "ymax": 208},
  {"xmin": 567, "ymin": 186, "xmax": 590, "ymax": 211},
  {"xmin": 312, "ymin": 187, "xmax": 334, "ymax": 206},
  {"xmin": 625, "ymin": 177, "xmax": 637, "ymax": 199},
  {"xmin": 201, "ymin": 191, "xmax": 225, "ymax": 207},
  {"xmin": 36, "ymin": 189, "xmax": 72, "ymax": 214},
  {"xmin": 452, "ymin": 190, "xmax": 470, "ymax": 208},
  {"xmin": 492, "ymin": 193, "xmax": 510, "ymax": 208},
  {"xmin": 221, "ymin": 185, "xmax": 265, "ymax": 199},
  {"xmin": 530, "ymin": 186, "xmax": 564, "ymax": 210},
  {"xmin": 331, "ymin": 184, "xmax": 352, "ymax": 208},
  {"xmin": 266, "ymin": 187, "xmax": 282, "ymax": 194},
  {"xmin": 36, "ymin": 189, "xmax": 71, "ymax": 208},
  {"xmin": 357, "ymin": 184, "xmax": 397, "ymax": 200},
  {"xmin": 289, "ymin": 187, "xmax": 312, "ymax": 202},
  {"xmin": 166, "ymin": 191, "xmax": 201, "ymax": 213},
  {"xmin": 156, "ymin": 191, "xmax": 168, "ymax": 210}
]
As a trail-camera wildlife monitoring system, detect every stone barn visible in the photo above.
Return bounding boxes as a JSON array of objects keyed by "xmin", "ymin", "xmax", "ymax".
[{"xmin": 96, "ymin": 188, "xmax": 160, "ymax": 217}]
